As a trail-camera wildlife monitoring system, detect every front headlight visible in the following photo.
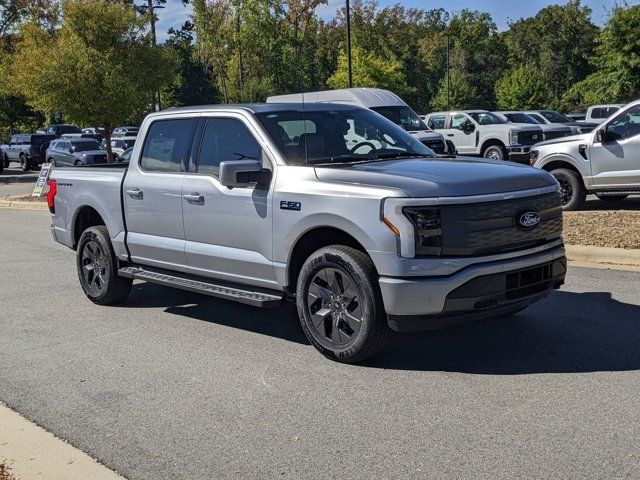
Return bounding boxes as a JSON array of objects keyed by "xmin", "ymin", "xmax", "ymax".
[
  {"xmin": 402, "ymin": 207, "xmax": 442, "ymax": 256},
  {"xmin": 508, "ymin": 130, "xmax": 520, "ymax": 146},
  {"xmin": 530, "ymin": 149, "xmax": 539, "ymax": 166}
]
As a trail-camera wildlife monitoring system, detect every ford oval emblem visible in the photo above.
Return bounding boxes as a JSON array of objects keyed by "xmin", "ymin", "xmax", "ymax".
[
  {"xmin": 517, "ymin": 210, "xmax": 541, "ymax": 230},
  {"xmin": 532, "ymin": 134, "xmax": 539, "ymax": 140}
]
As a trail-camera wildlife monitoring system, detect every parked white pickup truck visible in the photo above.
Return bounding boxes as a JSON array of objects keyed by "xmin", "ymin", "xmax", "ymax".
[
  {"xmin": 424, "ymin": 110, "xmax": 544, "ymax": 163},
  {"xmin": 531, "ymin": 99, "xmax": 640, "ymax": 210}
]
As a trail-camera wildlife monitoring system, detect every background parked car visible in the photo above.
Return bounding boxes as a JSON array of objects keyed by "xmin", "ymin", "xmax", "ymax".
[
  {"xmin": 46, "ymin": 124, "xmax": 82, "ymax": 137},
  {"xmin": 118, "ymin": 147, "xmax": 133, "ymax": 163},
  {"xmin": 1, "ymin": 133, "xmax": 56, "ymax": 171},
  {"xmin": 46, "ymin": 138, "xmax": 108, "ymax": 166},
  {"xmin": 424, "ymin": 110, "xmax": 543, "ymax": 163},
  {"xmin": 112, "ymin": 126, "xmax": 139, "ymax": 137},
  {"xmin": 566, "ymin": 113, "xmax": 586, "ymax": 121},
  {"xmin": 585, "ymin": 104, "xmax": 625, "ymax": 124},
  {"xmin": 524, "ymin": 110, "xmax": 597, "ymax": 134},
  {"xmin": 110, "ymin": 136, "xmax": 137, "ymax": 159},
  {"xmin": 494, "ymin": 111, "xmax": 573, "ymax": 141}
]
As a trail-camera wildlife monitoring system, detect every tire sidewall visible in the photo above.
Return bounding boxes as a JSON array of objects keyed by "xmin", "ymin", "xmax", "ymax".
[
  {"xmin": 552, "ymin": 169, "xmax": 584, "ymax": 211},
  {"xmin": 20, "ymin": 155, "xmax": 30, "ymax": 171},
  {"xmin": 484, "ymin": 145, "xmax": 505, "ymax": 160},
  {"xmin": 296, "ymin": 248, "xmax": 377, "ymax": 361},
  {"xmin": 76, "ymin": 227, "xmax": 118, "ymax": 303}
]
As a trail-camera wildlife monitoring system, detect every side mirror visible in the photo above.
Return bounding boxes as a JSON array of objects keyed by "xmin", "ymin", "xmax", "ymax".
[
  {"xmin": 219, "ymin": 160, "xmax": 264, "ymax": 188},
  {"xmin": 463, "ymin": 122, "xmax": 475, "ymax": 133},
  {"xmin": 596, "ymin": 128, "xmax": 610, "ymax": 143}
]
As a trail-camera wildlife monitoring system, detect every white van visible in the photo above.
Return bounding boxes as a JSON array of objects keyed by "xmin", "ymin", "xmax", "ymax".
[{"xmin": 267, "ymin": 88, "xmax": 454, "ymax": 155}]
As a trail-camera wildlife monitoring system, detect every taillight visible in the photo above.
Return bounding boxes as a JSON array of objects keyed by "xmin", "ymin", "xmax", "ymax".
[{"xmin": 46, "ymin": 180, "xmax": 57, "ymax": 213}]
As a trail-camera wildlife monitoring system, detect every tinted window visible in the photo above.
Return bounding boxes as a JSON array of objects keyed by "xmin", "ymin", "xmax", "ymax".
[
  {"xmin": 527, "ymin": 113, "xmax": 546, "ymax": 124},
  {"xmin": 451, "ymin": 114, "xmax": 470, "ymax": 130},
  {"xmin": 198, "ymin": 118, "xmax": 261, "ymax": 175},
  {"xmin": 469, "ymin": 112, "xmax": 506, "ymax": 125},
  {"xmin": 72, "ymin": 140, "xmax": 101, "ymax": 152},
  {"xmin": 605, "ymin": 106, "xmax": 640, "ymax": 141},
  {"xmin": 427, "ymin": 115, "xmax": 446, "ymax": 129},
  {"xmin": 370, "ymin": 106, "xmax": 428, "ymax": 131},
  {"xmin": 504, "ymin": 113, "xmax": 538, "ymax": 124},
  {"xmin": 141, "ymin": 118, "xmax": 197, "ymax": 172},
  {"xmin": 540, "ymin": 111, "xmax": 572, "ymax": 123}
]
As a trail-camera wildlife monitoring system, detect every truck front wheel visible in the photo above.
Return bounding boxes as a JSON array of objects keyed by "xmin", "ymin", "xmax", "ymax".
[
  {"xmin": 551, "ymin": 168, "xmax": 586, "ymax": 211},
  {"xmin": 296, "ymin": 245, "xmax": 391, "ymax": 363},
  {"xmin": 76, "ymin": 226, "xmax": 132, "ymax": 305},
  {"xmin": 483, "ymin": 144, "xmax": 507, "ymax": 160}
]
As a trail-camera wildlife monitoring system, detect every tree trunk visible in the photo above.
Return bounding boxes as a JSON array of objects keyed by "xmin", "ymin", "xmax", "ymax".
[{"xmin": 104, "ymin": 127, "xmax": 113, "ymax": 163}]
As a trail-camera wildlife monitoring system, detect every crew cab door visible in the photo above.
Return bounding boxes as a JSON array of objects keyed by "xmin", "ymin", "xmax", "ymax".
[
  {"xmin": 589, "ymin": 104, "xmax": 640, "ymax": 188},
  {"xmin": 444, "ymin": 114, "xmax": 477, "ymax": 155},
  {"xmin": 123, "ymin": 117, "xmax": 199, "ymax": 272},
  {"xmin": 181, "ymin": 114, "xmax": 276, "ymax": 289}
]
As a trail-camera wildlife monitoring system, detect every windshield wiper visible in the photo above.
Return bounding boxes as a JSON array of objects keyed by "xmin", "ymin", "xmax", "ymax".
[{"xmin": 373, "ymin": 152, "xmax": 433, "ymax": 159}]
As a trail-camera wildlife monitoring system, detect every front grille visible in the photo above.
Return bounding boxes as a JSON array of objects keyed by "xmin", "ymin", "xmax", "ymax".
[
  {"xmin": 422, "ymin": 140, "xmax": 446, "ymax": 154},
  {"xmin": 437, "ymin": 192, "xmax": 563, "ymax": 257},
  {"xmin": 519, "ymin": 130, "xmax": 544, "ymax": 145},
  {"xmin": 543, "ymin": 130, "xmax": 571, "ymax": 141}
]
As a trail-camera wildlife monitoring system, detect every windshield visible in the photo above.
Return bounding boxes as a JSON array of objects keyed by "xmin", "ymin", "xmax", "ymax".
[
  {"xmin": 72, "ymin": 140, "xmax": 101, "ymax": 151},
  {"xmin": 60, "ymin": 125, "xmax": 82, "ymax": 134},
  {"xmin": 370, "ymin": 106, "xmax": 428, "ymax": 131},
  {"xmin": 469, "ymin": 112, "xmax": 507, "ymax": 125},
  {"xmin": 255, "ymin": 108, "xmax": 434, "ymax": 166},
  {"xmin": 540, "ymin": 111, "xmax": 572, "ymax": 124},
  {"xmin": 504, "ymin": 113, "xmax": 539, "ymax": 124}
]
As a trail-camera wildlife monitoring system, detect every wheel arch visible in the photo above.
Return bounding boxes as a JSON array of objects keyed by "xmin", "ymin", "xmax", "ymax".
[
  {"xmin": 480, "ymin": 137, "xmax": 506, "ymax": 155},
  {"xmin": 72, "ymin": 205, "xmax": 107, "ymax": 248}
]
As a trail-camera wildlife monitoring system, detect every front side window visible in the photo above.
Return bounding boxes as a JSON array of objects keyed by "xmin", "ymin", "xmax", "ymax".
[
  {"xmin": 427, "ymin": 115, "xmax": 446, "ymax": 129},
  {"xmin": 605, "ymin": 106, "xmax": 640, "ymax": 141},
  {"xmin": 469, "ymin": 112, "xmax": 506, "ymax": 125},
  {"xmin": 370, "ymin": 106, "xmax": 428, "ymax": 131},
  {"xmin": 451, "ymin": 114, "xmax": 471, "ymax": 130},
  {"xmin": 504, "ymin": 113, "xmax": 538, "ymax": 124},
  {"xmin": 197, "ymin": 118, "xmax": 262, "ymax": 175},
  {"xmin": 140, "ymin": 118, "xmax": 197, "ymax": 172},
  {"xmin": 540, "ymin": 111, "xmax": 572, "ymax": 124}
]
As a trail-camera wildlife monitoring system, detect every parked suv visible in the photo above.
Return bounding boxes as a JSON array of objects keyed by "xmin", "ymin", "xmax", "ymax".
[
  {"xmin": 531, "ymin": 100, "xmax": 640, "ymax": 210},
  {"xmin": 46, "ymin": 138, "xmax": 108, "ymax": 166},
  {"xmin": 495, "ymin": 111, "xmax": 573, "ymax": 141},
  {"xmin": 0, "ymin": 133, "xmax": 56, "ymax": 171},
  {"xmin": 424, "ymin": 110, "xmax": 544, "ymax": 163},
  {"xmin": 524, "ymin": 110, "xmax": 597, "ymax": 135},
  {"xmin": 585, "ymin": 104, "xmax": 625, "ymax": 124},
  {"xmin": 267, "ymin": 88, "xmax": 455, "ymax": 155},
  {"xmin": 48, "ymin": 103, "xmax": 566, "ymax": 363},
  {"xmin": 110, "ymin": 136, "xmax": 137, "ymax": 159}
]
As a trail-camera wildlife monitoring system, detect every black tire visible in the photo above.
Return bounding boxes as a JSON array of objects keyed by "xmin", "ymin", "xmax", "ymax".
[
  {"xmin": 596, "ymin": 194, "xmax": 628, "ymax": 202},
  {"xmin": 483, "ymin": 144, "xmax": 507, "ymax": 160},
  {"xmin": 296, "ymin": 245, "xmax": 391, "ymax": 363},
  {"xmin": 74, "ymin": 159, "xmax": 83, "ymax": 166},
  {"xmin": 19, "ymin": 154, "xmax": 31, "ymax": 172},
  {"xmin": 2, "ymin": 152, "xmax": 9, "ymax": 168},
  {"xmin": 551, "ymin": 168, "xmax": 586, "ymax": 211},
  {"xmin": 445, "ymin": 139, "xmax": 457, "ymax": 155},
  {"xmin": 0, "ymin": 159, "xmax": 3, "ymax": 174},
  {"xmin": 76, "ymin": 225, "xmax": 132, "ymax": 305}
]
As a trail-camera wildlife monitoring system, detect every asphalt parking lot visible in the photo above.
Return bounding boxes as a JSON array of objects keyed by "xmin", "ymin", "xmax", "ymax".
[
  {"xmin": 1, "ymin": 209, "xmax": 639, "ymax": 479},
  {"xmin": 0, "ymin": 166, "xmax": 40, "ymax": 198}
]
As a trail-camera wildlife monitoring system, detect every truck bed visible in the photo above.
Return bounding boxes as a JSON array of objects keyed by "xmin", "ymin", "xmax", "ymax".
[{"xmin": 50, "ymin": 165, "xmax": 128, "ymax": 258}]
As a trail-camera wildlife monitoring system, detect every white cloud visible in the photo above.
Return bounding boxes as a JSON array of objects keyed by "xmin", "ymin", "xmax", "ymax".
[{"xmin": 155, "ymin": 0, "xmax": 194, "ymax": 42}]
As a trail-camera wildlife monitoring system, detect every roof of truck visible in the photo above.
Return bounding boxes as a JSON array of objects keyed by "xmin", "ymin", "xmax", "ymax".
[{"xmin": 162, "ymin": 103, "xmax": 364, "ymax": 115}]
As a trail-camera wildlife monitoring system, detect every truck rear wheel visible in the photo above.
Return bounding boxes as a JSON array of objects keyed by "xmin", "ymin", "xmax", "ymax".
[
  {"xmin": 76, "ymin": 226, "xmax": 132, "ymax": 305},
  {"xmin": 296, "ymin": 245, "xmax": 391, "ymax": 363},
  {"xmin": 2, "ymin": 152, "xmax": 9, "ymax": 168},
  {"xmin": 19, "ymin": 154, "xmax": 31, "ymax": 172},
  {"xmin": 551, "ymin": 168, "xmax": 586, "ymax": 211}
]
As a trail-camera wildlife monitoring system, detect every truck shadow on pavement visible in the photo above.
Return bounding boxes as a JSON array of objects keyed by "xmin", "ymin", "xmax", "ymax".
[{"xmin": 124, "ymin": 284, "xmax": 640, "ymax": 374}]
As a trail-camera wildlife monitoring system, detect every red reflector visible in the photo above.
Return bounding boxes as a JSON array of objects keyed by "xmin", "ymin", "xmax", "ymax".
[{"xmin": 46, "ymin": 180, "xmax": 57, "ymax": 212}]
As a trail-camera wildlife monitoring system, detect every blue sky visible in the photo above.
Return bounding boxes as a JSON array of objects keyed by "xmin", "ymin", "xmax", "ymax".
[{"xmin": 156, "ymin": 0, "xmax": 625, "ymax": 42}]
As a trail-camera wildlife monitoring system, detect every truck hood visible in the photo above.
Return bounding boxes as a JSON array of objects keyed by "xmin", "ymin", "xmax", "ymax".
[
  {"xmin": 532, "ymin": 132, "xmax": 590, "ymax": 148},
  {"xmin": 314, "ymin": 157, "xmax": 557, "ymax": 197}
]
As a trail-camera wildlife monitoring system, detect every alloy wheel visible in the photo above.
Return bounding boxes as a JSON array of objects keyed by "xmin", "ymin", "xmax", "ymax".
[
  {"xmin": 81, "ymin": 240, "xmax": 109, "ymax": 296},
  {"xmin": 557, "ymin": 178, "xmax": 572, "ymax": 205},
  {"xmin": 306, "ymin": 267, "xmax": 363, "ymax": 348}
]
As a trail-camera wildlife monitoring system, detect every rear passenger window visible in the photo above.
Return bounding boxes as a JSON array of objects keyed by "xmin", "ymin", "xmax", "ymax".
[
  {"xmin": 140, "ymin": 118, "xmax": 197, "ymax": 172},
  {"xmin": 428, "ymin": 115, "xmax": 446, "ymax": 129},
  {"xmin": 197, "ymin": 118, "xmax": 261, "ymax": 175}
]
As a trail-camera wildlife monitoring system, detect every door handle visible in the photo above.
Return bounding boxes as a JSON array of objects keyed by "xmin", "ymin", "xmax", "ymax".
[
  {"xmin": 446, "ymin": 134, "xmax": 455, "ymax": 137},
  {"xmin": 126, "ymin": 188, "xmax": 143, "ymax": 199},
  {"xmin": 183, "ymin": 193, "xmax": 204, "ymax": 204}
]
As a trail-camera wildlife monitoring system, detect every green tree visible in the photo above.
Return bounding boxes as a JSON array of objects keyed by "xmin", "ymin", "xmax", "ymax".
[
  {"xmin": 495, "ymin": 65, "xmax": 549, "ymax": 110},
  {"xmin": 430, "ymin": 71, "xmax": 477, "ymax": 110},
  {"xmin": 328, "ymin": 46, "xmax": 411, "ymax": 96},
  {"xmin": 505, "ymin": 0, "xmax": 598, "ymax": 105},
  {"xmin": 9, "ymin": 0, "xmax": 176, "ymax": 160}
]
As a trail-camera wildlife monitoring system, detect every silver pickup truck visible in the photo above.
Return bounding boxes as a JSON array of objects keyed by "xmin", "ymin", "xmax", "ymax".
[{"xmin": 48, "ymin": 103, "xmax": 566, "ymax": 363}]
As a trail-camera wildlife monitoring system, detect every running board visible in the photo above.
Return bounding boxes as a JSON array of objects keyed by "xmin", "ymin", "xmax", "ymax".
[
  {"xmin": 118, "ymin": 266, "xmax": 284, "ymax": 308},
  {"xmin": 595, "ymin": 190, "xmax": 640, "ymax": 196}
]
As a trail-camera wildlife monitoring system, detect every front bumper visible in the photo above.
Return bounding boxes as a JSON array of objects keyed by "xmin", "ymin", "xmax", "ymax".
[
  {"xmin": 379, "ymin": 246, "xmax": 566, "ymax": 332},
  {"xmin": 507, "ymin": 146, "xmax": 533, "ymax": 164}
]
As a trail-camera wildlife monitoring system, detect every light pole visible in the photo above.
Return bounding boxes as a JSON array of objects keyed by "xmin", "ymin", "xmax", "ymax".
[
  {"xmin": 136, "ymin": 1, "xmax": 165, "ymax": 111},
  {"xmin": 346, "ymin": 0, "xmax": 352, "ymax": 88}
]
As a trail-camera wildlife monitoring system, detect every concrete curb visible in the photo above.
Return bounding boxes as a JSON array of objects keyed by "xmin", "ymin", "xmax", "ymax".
[
  {"xmin": 566, "ymin": 244, "xmax": 640, "ymax": 269},
  {"xmin": 0, "ymin": 402, "xmax": 125, "ymax": 480},
  {"xmin": 0, "ymin": 199, "xmax": 48, "ymax": 211}
]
